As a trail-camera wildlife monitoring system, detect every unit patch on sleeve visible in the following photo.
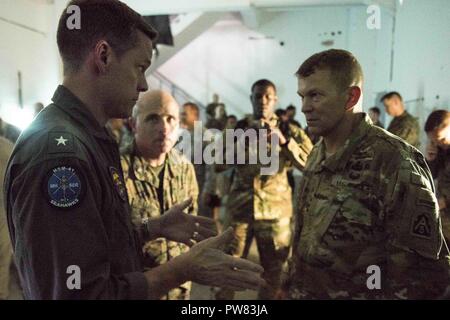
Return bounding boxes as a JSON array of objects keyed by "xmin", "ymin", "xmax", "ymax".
[{"xmin": 47, "ymin": 166, "xmax": 82, "ymax": 208}]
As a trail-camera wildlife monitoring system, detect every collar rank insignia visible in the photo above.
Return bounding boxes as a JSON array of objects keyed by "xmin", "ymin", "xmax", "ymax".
[
  {"xmin": 47, "ymin": 166, "xmax": 82, "ymax": 208},
  {"xmin": 109, "ymin": 167, "xmax": 128, "ymax": 202}
]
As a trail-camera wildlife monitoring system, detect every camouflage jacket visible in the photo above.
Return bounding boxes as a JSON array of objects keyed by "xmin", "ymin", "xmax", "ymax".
[
  {"xmin": 288, "ymin": 113, "xmax": 450, "ymax": 299},
  {"xmin": 120, "ymin": 142, "xmax": 198, "ymax": 271},
  {"xmin": 217, "ymin": 114, "xmax": 313, "ymax": 221},
  {"xmin": 387, "ymin": 111, "xmax": 420, "ymax": 148},
  {"xmin": 428, "ymin": 148, "xmax": 450, "ymax": 215}
]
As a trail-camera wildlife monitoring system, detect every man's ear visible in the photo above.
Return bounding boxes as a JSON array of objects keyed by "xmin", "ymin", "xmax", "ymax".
[
  {"xmin": 345, "ymin": 86, "xmax": 362, "ymax": 111},
  {"xmin": 93, "ymin": 40, "xmax": 112, "ymax": 74},
  {"xmin": 130, "ymin": 117, "xmax": 137, "ymax": 134}
]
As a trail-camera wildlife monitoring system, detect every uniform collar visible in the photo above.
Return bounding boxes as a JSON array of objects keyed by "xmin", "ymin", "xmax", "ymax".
[
  {"xmin": 51, "ymin": 85, "xmax": 113, "ymax": 141},
  {"xmin": 315, "ymin": 113, "xmax": 372, "ymax": 173},
  {"xmin": 395, "ymin": 110, "xmax": 410, "ymax": 120},
  {"xmin": 128, "ymin": 141, "xmax": 178, "ymax": 183}
]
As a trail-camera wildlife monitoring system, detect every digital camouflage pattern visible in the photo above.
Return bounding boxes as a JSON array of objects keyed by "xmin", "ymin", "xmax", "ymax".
[
  {"xmin": 219, "ymin": 114, "xmax": 313, "ymax": 222},
  {"xmin": 216, "ymin": 114, "xmax": 313, "ymax": 299},
  {"xmin": 287, "ymin": 114, "xmax": 450, "ymax": 299},
  {"xmin": 387, "ymin": 110, "xmax": 421, "ymax": 148},
  {"xmin": 121, "ymin": 142, "xmax": 199, "ymax": 300}
]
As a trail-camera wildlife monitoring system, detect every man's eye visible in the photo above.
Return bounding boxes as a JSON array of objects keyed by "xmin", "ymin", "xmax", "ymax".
[{"xmin": 147, "ymin": 115, "xmax": 159, "ymax": 122}]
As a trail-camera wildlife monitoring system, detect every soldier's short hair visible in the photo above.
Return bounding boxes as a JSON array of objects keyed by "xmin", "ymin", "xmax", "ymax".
[
  {"xmin": 251, "ymin": 79, "xmax": 277, "ymax": 93},
  {"xmin": 183, "ymin": 102, "xmax": 199, "ymax": 112},
  {"xmin": 286, "ymin": 105, "xmax": 296, "ymax": 111},
  {"xmin": 380, "ymin": 91, "xmax": 403, "ymax": 102},
  {"xmin": 369, "ymin": 106, "xmax": 381, "ymax": 115},
  {"xmin": 57, "ymin": 0, "xmax": 158, "ymax": 74},
  {"xmin": 424, "ymin": 109, "xmax": 450, "ymax": 132},
  {"xmin": 296, "ymin": 49, "xmax": 363, "ymax": 90}
]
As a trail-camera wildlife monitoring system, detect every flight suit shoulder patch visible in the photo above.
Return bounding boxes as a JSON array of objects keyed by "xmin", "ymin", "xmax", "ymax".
[
  {"xmin": 47, "ymin": 132, "xmax": 75, "ymax": 154},
  {"xmin": 46, "ymin": 165, "xmax": 83, "ymax": 208}
]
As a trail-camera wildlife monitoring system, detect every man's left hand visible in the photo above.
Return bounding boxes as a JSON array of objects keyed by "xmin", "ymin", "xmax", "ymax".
[{"xmin": 160, "ymin": 198, "xmax": 218, "ymax": 246}]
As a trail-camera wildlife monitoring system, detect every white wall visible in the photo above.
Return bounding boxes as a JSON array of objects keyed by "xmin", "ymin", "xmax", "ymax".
[
  {"xmin": 0, "ymin": 0, "xmax": 61, "ymax": 129},
  {"xmin": 157, "ymin": 0, "xmax": 449, "ymax": 134},
  {"xmin": 157, "ymin": 5, "xmax": 394, "ymax": 125},
  {"xmin": 390, "ymin": 0, "xmax": 450, "ymax": 144}
]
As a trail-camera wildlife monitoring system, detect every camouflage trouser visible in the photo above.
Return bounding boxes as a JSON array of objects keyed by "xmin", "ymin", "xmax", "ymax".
[
  {"xmin": 0, "ymin": 212, "xmax": 12, "ymax": 299},
  {"xmin": 216, "ymin": 216, "xmax": 292, "ymax": 300}
]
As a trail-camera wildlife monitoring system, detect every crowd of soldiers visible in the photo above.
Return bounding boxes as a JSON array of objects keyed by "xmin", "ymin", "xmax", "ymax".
[{"xmin": 0, "ymin": 0, "xmax": 449, "ymax": 300}]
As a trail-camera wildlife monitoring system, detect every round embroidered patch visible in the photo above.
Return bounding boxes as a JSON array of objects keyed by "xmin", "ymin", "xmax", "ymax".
[
  {"xmin": 109, "ymin": 166, "xmax": 127, "ymax": 202},
  {"xmin": 47, "ymin": 166, "xmax": 82, "ymax": 208}
]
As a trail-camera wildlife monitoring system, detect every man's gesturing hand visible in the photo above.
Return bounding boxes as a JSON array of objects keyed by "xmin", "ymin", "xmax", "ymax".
[
  {"xmin": 179, "ymin": 227, "xmax": 266, "ymax": 292},
  {"xmin": 160, "ymin": 198, "xmax": 218, "ymax": 246}
]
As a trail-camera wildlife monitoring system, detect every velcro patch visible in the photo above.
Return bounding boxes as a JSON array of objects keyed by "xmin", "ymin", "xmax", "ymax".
[
  {"xmin": 410, "ymin": 213, "xmax": 431, "ymax": 239},
  {"xmin": 47, "ymin": 166, "xmax": 82, "ymax": 208},
  {"xmin": 109, "ymin": 167, "xmax": 128, "ymax": 202},
  {"xmin": 48, "ymin": 132, "xmax": 75, "ymax": 154}
]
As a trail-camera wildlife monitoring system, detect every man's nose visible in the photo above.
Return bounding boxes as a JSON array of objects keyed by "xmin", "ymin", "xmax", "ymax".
[
  {"xmin": 301, "ymin": 99, "xmax": 312, "ymax": 113},
  {"xmin": 138, "ymin": 76, "xmax": 148, "ymax": 92},
  {"xmin": 263, "ymin": 95, "xmax": 270, "ymax": 104}
]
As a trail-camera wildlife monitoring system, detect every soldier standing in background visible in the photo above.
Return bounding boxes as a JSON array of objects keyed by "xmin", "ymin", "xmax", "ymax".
[
  {"xmin": 382, "ymin": 91, "xmax": 420, "ymax": 148},
  {"xmin": 216, "ymin": 79, "xmax": 313, "ymax": 300},
  {"xmin": 368, "ymin": 106, "xmax": 384, "ymax": 128}
]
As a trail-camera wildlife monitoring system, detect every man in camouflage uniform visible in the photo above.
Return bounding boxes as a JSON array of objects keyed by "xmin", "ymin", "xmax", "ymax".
[
  {"xmin": 121, "ymin": 90, "xmax": 199, "ymax": 300},
  {"xmin": 284, "ymin": 49, "xmax": 450, "ymax": 299},
  {"xmin": 424, "ymin": 110, "xmax": 450, "ymax": 242},
  {"xmin": 382, "ymin": 91, "xmax": 421, "ymax": 148},
  {"xmin": 216, "ymin": 79, "xmax": 313, "ymax": 300}
]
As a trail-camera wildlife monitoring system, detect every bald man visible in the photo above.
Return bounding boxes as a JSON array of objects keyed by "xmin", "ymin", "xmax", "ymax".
[{"xmin": 120, "ymin": 90, "xmax": 199, "ymax": 300}]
